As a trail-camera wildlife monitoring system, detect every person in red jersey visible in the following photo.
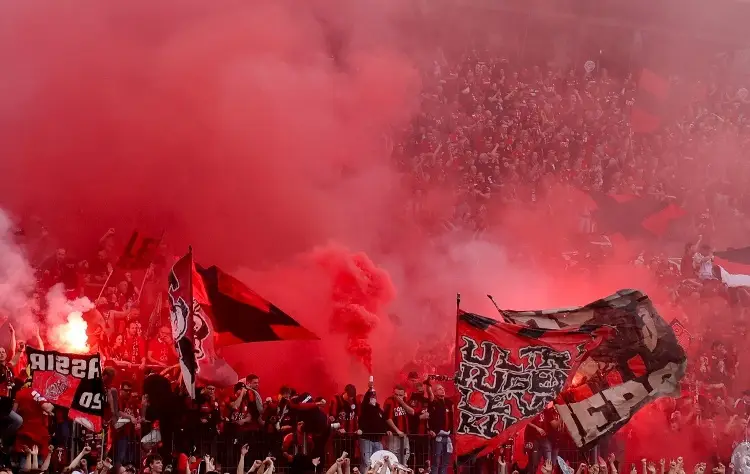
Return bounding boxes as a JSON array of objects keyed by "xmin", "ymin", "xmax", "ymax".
[
  {"xmin": 192, "ymin": 384, "xmax": 221, "ymax": 457},
  {"xmin": 282, "ymin": 421, "xmax": 314, "ymax": 474},
  {"xmin": 147, "ymin": 326, "xmax": 177, "ymax": 368},
  {"xmin": 13, "ymin": 387, "xmax": 54, "ymax": 460},
  {"xmin": 122, "ymin": 321, "xmax": 146, "ymax": 370},
  {"xmin": 223, "ymin": 382, "xmax": 258, "ymax": 445},
  {"xmin": 328, "ymin": 384, "xmax": 360, "ymax": 460},
  {"xmin": 383, "ymin": 384, "xmax": 414, "ymax": 465}
]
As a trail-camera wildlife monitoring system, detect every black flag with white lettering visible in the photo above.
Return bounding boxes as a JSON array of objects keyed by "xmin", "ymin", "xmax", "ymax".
[
  {"xmin": 26, "ymin": 347, "xmax": 104, "ymax": 431},
  {"xmin": 497, "ymin": 289, "xmax": 687, "ymax": 448}
]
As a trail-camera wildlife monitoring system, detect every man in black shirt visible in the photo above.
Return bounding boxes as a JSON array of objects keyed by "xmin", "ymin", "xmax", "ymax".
[{"xmin": 427, "ymin": 385, "xmax": 454, "ymax": 474}]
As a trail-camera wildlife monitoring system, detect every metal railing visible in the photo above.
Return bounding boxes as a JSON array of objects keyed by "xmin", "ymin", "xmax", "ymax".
[{"xmin": 64, "ymin": 429, "xmax": 629, "ymax": 474}]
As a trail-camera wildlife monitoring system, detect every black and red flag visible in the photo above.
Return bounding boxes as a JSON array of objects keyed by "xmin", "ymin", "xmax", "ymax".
[
  {"xmin": 711, "ymin": 246, "xmax": 750, "ymax": 290},
  {"xmin": 454, "ymin": 310, "xmax": 606, "ymax": 460},
  {"xmin": 714, "ymin": 246, "xmax": 750, "ymax": 274},
  {"xmin": 168, "ymin": 250, "xmax": 319, "ymax": 397},
  {"xmin": 587, "ymin": 193, "xmax": 686, "ymax": 239},
  {"xmin": 168, "ymin": 251, "xmax": 199, "ymax": 398},
  {"xmin": 118, "ymin": 230, "xmax": 161, "ymax": 270},
  {"xmin": 631, "ymin": 68, "xmax": 671, "ymax": 134},
  {"xmin": 195, "ymin": 265, "xmax": 319, "ymax": 346},
  {"xmin": 498, "ymin": 289, "xmax": 687, "ymax": 449},
  {"xmin": 25, "ymin": 347, "xmax": 104, "ymax": 432},
  {"xmin": 168, "ymin": 250, "xmax": 238, "ymax": 398}
]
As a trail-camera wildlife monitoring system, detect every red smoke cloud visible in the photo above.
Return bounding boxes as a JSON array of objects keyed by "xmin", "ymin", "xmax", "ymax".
[
  {"xmin": 314, "ymin": 245, "xmax": 397, "ymax": 373},
  {"xmin": 0, "ymin": 0, "xmax": 421, "ymax": 391},
  {"xmin": 0, "ymin": 0, "xmax": 669, "ymax": 394}
]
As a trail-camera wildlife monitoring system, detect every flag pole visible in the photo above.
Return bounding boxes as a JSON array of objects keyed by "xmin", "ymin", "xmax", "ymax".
[
  {"xmin": 187, "ymin": 245, "xmax": 195, "ymax": 399},
  {"xmin": 455, "ymin": 293, "xmax": 461, "ymax": 372},
  {"xmin": 97, "ymin": 350, "xmax": 109, "ymax": 471},
  {"xmin": 453, "ymin": 292, "xmax": 462, "ymax": 469},
  {"xmin": 96, "ymin": 269, "xmax": 115, "ymax": 301},
  {"xmin": 487, "ymin": 295, "xmax": 512, "ymax": 323}
]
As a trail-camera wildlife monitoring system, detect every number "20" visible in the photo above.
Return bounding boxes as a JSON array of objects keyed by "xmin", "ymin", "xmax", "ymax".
[{"xmin": 78, "ymin": 392, "xmax": 103, "ymax": 411}]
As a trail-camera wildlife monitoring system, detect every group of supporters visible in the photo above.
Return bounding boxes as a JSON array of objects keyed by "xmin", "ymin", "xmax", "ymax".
[
  {"xmin": 3, "ymin": 18, "xmax": 750, "ymax": 474},
  {"xmin": 0, "ymin": 357, "xmax": 459, "ymax": 474}
]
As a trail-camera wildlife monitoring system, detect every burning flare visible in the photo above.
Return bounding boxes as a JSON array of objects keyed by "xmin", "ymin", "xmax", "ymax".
[{"xmin": 55, "ymin": 312, "xmax": 89, "ymax": 353}]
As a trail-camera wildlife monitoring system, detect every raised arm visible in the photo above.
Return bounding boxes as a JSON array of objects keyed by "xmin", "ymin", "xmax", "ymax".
[
  {"xmin": 8, "ymin": 324, "xmax": 16, "ymax": 362},
  {"xmin": 41, "ymin": 445, "xmax": 53, "ymax": 472},
  {"xmin": 67, "ymin": 445, "xmax": 92, "ymax": 471}
]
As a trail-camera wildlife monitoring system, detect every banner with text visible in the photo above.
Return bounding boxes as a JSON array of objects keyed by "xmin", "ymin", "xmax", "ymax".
[{"xmin": 26, "ymin": 347, "xmax": 104, "ymax": 431}]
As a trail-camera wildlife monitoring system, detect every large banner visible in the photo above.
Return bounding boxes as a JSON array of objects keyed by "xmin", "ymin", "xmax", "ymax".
[
  {"xmin": 26, "ymin": 347, "xmax": 104, "ymax": 431},
  {"xmin": 499, "ymin": 289, "xmax": 687, "ymax": 448},
  {"xmin": 454, "ymin": 311, "xmax": 606, "ymax": 459}
]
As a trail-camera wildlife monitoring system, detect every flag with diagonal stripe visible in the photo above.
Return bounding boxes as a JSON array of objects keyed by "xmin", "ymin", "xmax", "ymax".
[{"xmin": 195, "ymin": 265, "xmax": 318, "ymax": 346}]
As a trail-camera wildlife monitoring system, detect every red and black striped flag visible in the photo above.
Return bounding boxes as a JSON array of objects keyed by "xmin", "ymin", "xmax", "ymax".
[
  {"xmin": 588, "ymin": 192, "xmax": 685, "ymax": 239},
  {"xmin": 168, "ymin": 250, "xmax": 319, "ymax": 397},
  {"xmin": 631, "ymin": 68, "xmax": 671, "ymax": 134},
  {"xmin": 195, "ymin": 265, "xmax": 318, "ymax": 346},
  {"xmin": 118, "ymin": 230, "xmax": 161, "ymax": 269}
]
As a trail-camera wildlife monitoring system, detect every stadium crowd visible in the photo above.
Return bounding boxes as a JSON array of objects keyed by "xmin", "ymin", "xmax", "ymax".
[
  {"xmin": 2, "ymin": 25, "xmax": 750, "ymax": 474},
  {"xmin": 397, "ymin": 45, "xmax": 750, "ymax": 241}
]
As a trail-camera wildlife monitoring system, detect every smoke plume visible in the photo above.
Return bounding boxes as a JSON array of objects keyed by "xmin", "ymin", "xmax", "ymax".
[
  {"xmin": 45, "ymin": 284, "xmax": 94, "ymax": 352},
  {"xmin": 0, "ymin": 0, "xmax": 671, "ymax": 391},
  {"xmin": 0, "ymin": 209, "xmax": 37, "ymax": 337}
]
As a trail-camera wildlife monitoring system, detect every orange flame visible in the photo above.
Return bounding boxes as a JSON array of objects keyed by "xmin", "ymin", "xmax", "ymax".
[{"xmin": 58, "ymin": 312, "xmax": 89, "ymax": 353}]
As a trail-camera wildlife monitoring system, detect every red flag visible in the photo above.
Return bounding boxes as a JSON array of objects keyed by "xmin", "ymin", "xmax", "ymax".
[{"xmin": 454, "ymin": 311, "xmax": 605, "ymax": 460}]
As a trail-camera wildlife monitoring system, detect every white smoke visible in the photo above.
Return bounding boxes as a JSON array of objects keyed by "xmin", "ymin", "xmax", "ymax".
[
  {"xmin": 0, "ymin": 208, "xmax": 95, "ymax": 351},
  {"xmin": 0, "ymin": 209, "xmax": 37, "ymax": 331},
  {"xmin": 45, "ymin": 284, "xmax": 93, "ymax": 351}
]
